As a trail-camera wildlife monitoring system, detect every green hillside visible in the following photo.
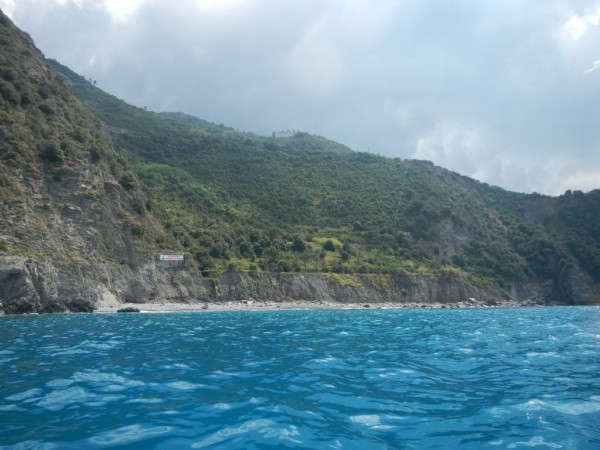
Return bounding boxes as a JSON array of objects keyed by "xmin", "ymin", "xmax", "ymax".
[
  {"xmin": 44, "ymin": 59, "xmax": 600, "ymax": 289},
  {"xmin": 0, "ymin": 11, "xmax": 156, "ymax": 267}
]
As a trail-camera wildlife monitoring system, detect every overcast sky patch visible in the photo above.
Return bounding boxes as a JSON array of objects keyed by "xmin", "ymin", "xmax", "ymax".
[{"xmin": 2, "ymin": 0, "xmax": 599, "ymax": 195}]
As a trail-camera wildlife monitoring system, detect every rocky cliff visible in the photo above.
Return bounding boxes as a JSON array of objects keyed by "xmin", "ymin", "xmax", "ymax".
[
  {"xmin": 2, "ymin": 256, "xmax": 597, "ymax": 314},
  {"xmin": 0, "ymin": 9, "xmax": 157, "ymax": 313}
]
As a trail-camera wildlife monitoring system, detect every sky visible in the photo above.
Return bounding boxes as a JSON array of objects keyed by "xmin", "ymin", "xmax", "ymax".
[{"xmin": 2, "ymin": 0, "xmax": 600, "ymax": 195}]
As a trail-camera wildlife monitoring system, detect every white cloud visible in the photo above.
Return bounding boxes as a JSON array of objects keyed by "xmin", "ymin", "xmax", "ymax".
[
  {"xmin": 564, "ymin": 7, "xmax": 600, "ymax": 39},
  {"xmin": 584, "ymin": 59, "xmax": 600, "ymax": 73},
  {"xmin": 565, "ymin": 16, "xmax": 590, "ymax": 39},
  {"xmin": 414, "ymin": 123, "xmax": 490, "ymax": 178},
  {"xmin": 99, "ymin": 0, "xmax": 145, "ymax": 22},
  {"xmin": 0, "ymin": 0, "xmax": 15, "ymax": 15},
  {"xmin": 557, "ymin": 4, "xmax": 600, "ymax": 68},
  {"xmin": 194, "ymin": 0, "xmax": 249, "ymax": 13}
]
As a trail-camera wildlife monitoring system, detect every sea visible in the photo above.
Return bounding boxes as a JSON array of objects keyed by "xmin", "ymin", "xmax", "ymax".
[{"xmin": 1, "ymin": 307, "xmax": 599, "ymax": 449}]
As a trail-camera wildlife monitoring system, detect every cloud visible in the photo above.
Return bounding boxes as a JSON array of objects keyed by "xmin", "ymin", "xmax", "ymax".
[
  {"xmin": 98, "ymin": 0, "xmax": 145, "ymax": 22},
  {"xmin": 285, "ymin": 41, "xmax": 344, "ymax": 100},
  {"xmin": 1, "ymin": 0, "xmax": 599, "ymax": 195},
  {"xmin": 585, "ymin": 59, "xmax": 600, "ymax": 73},
  {"xmin": 563, "ymin": 6, "xmax": 600, "ymax": 39}
]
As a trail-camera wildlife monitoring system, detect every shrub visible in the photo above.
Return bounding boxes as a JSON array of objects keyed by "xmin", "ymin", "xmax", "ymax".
[
  {"xmin": 0, "ymin": 79, "xmax": 20, "ymax": 106},
  {"xmin": 39, "ymin": 141, "xmax": 64, "ymax": 163},
  {"xmin": 89, "ymin": 147, "xmax": 102, "ymax": 163},
  {"xmin": 131, "ymin": 223, "xmax": 145, "ymax": 236},
  {"xmin": 38, "ymin": 101, "xmax": 54, "ymax": 115},
  {"xmin": 323, "ymin": 239, "xmax": 336, "ymax": 252}
]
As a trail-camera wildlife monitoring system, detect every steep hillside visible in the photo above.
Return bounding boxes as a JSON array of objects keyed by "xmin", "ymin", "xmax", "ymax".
[
  {"xmin": 50, "ymin": 59, "xmax": 600, "ymax": 302},
  {"xmin": 0, "ymin": 10, "xmax": 162, "ymax": 312},
  {"xmin": 1, "ymin": 10, "xmax": 598, "ymax": 312}
]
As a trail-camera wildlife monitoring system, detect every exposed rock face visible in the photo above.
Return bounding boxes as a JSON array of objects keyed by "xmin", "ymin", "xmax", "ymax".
[
  {"xmin": 0, "ymin": 10, "xmax": 157, "ymax": 314},
  {"xmin": 0, "ymin": 257, "xmax": 44, "ymax": 313},
  {"xmin": 2, "ymin": 256, "xmax": 598, "ymax": 314},
  {"xmin": 0, "ymin": 256, "xmax": 96, "ymax": 313},
  {"xmin": 205, "ymin": 272, "xmax": 498, "ymax": 305}
]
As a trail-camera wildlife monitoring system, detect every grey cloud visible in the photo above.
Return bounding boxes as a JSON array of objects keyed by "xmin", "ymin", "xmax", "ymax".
[{"xmin": 2, "ymin": 0, "xmax": 599, "ymax": 194}]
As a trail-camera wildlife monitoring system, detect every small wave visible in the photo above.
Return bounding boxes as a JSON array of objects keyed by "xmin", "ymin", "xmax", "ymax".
[
  {"xmin": 212, "ymin": 402, "xmax": 232, "ymax": 410},
  {"xmin": 45, "ymin": 379, "xmax": 73, "ymax": 389},
  {"xmin": 74, "ymin": 370, "xmax": 145, "ymax": 388},
  {"xmin": 5, "ymin": 388, "xmax": 43, "ymax": 402},
  {"xmin": 515, "ymin": 398, "xmax": 600, "ymax": 416},
  {"xmin": 548, "ymin": 399, "xmax": 600, "ymax": 416},
  {"xmin": 165, "ymin": 381, "xmax": 204, "ymax": 390},
  {"xmin": 350, "ymin": 414, "xmax": 381, "ymax": 426},
  {"xmin": 0, "ymin": 404, "xmax": 23, "ymax": 412},
  {"xmin": 191, "ymin": 419, "xmax": 302, "ymax": 448},
  {"xmin": 89, "ymin": 424, "xmax": 172, "ymax": 446},
  {"xmin": 349, "ymin": 414, "xmax": 396, "ymax": 430},
  {"xmin": 526, "ymin": 351, "xmax": 559, "ymax": 359},
  {"xmin": 209, "ymin": 370, "xmax": 239, "ymax": 378},
  {"xmin": 36, "ymin": 386, "xmax": 90, "ymax": 411},
  {"xmin": 0, "ymin": 440, "xmax": 59, "ymax": 450},
  {"xmin": 46, "ymin": 339, "xmax": 122, "ymax": 357},
  {"xmin": 125, "ymin": 397, "xmax": 164, "ymax": 404},
  {"xmin": 506, "ymin": 436, "xmax": 562, "ymax": 449},
  {"xmin": 36, "ymin": 386, "xmax": 124, "ymax": 411}
]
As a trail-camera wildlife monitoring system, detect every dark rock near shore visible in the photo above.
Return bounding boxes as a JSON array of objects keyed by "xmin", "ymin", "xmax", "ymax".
[
  {"xmin": 117, "ymin": 307, "xmax": 140, "ymax": 313},
  {"xmin": 65, "ymin": 298, "xmax": 95, "ymax": 313}
]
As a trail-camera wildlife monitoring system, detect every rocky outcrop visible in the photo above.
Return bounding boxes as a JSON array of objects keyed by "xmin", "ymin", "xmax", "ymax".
[
  {"xmin": 117, "ymin": 307, "xmax": 140, "ymax": 313},
  {"xmin": 206, "ymin": 271, "xmax": 507, "ymax": 305},
  {"xmin": 508, "ymin": 268, "xmax": 599, "ymax": 306},
  {"xmin": 0, "ymin": 256, "xmax": 97, "ymax": 313},
  {"xmin": 3, "ymin": 254, "xmax": 598, "ymax": 314},
  {"xmin": 0, "ymin": 256, "xmax": 44, "ymax": 313}
]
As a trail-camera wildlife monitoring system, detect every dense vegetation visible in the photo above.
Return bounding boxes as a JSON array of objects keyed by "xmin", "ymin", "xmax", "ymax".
[
  {"xmin": 0, "ymin": 11, "xmax": 153, "ymax": 260},
  {"xmin": 3, "ymin": 20, "xmax": 598, "ymax": 288},
  {"xmin": 44, "ymin": 58, "xmax": 600, "ymax": 285}
]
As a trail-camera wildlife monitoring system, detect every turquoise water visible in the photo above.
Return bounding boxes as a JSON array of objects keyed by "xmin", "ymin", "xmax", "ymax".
[{"xmin": 1, "ymin": 307, "xmax": 599, "ymax": 449}]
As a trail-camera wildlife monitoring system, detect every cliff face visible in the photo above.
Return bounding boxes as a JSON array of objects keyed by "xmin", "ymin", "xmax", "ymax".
[
  {"xmin": 0, "ymin": 10, "xmax": 157, "ymax": 313},
  {"xmin": 108, "ymin": 264, "xmax": 600, "ymax": 308},
  {"xmin": 4, "ymin": 256, "xmax": 597, "ymax": 314}
]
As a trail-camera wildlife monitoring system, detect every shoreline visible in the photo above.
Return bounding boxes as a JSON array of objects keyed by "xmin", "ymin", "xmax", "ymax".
[{"xmin": 94, "ymin": 298, "xmax": 538, "ymax": 313}]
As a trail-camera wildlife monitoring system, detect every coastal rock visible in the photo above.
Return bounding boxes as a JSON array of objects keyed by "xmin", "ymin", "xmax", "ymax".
[
  {"xmin": 64, "ymin": 298, "xmax": 95, "ymax": 313},
  {"xmin": 117, "ymin": 307, "xmax": 140, "ymax": 313},
  {"xmin": 0, "ymin": 256, "xmax": 53, "ymax": 314},
  {"xmin": 2, "ymin": 254, "xmax": 599, "ymax": 314}
]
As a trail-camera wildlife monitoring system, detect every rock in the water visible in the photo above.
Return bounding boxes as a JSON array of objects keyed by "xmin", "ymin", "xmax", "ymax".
[{"xmin": 117, "ymin": 307, "xmax": 140, "ymax": 313}]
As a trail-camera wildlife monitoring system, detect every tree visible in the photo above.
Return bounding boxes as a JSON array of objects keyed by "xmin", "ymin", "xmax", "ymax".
[
  {"xmin": 292, "ymin": 235, "xmax": 306, "ymax": 252},
  {"xmin": 323, "ymin": 239, "xmax": 336, "ymax": 252}
]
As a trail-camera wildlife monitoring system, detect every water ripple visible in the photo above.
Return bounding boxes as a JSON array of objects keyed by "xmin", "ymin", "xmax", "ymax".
[{"xmin": 1, "ymin": 307, "xmax": 600, "ymax": 448}]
